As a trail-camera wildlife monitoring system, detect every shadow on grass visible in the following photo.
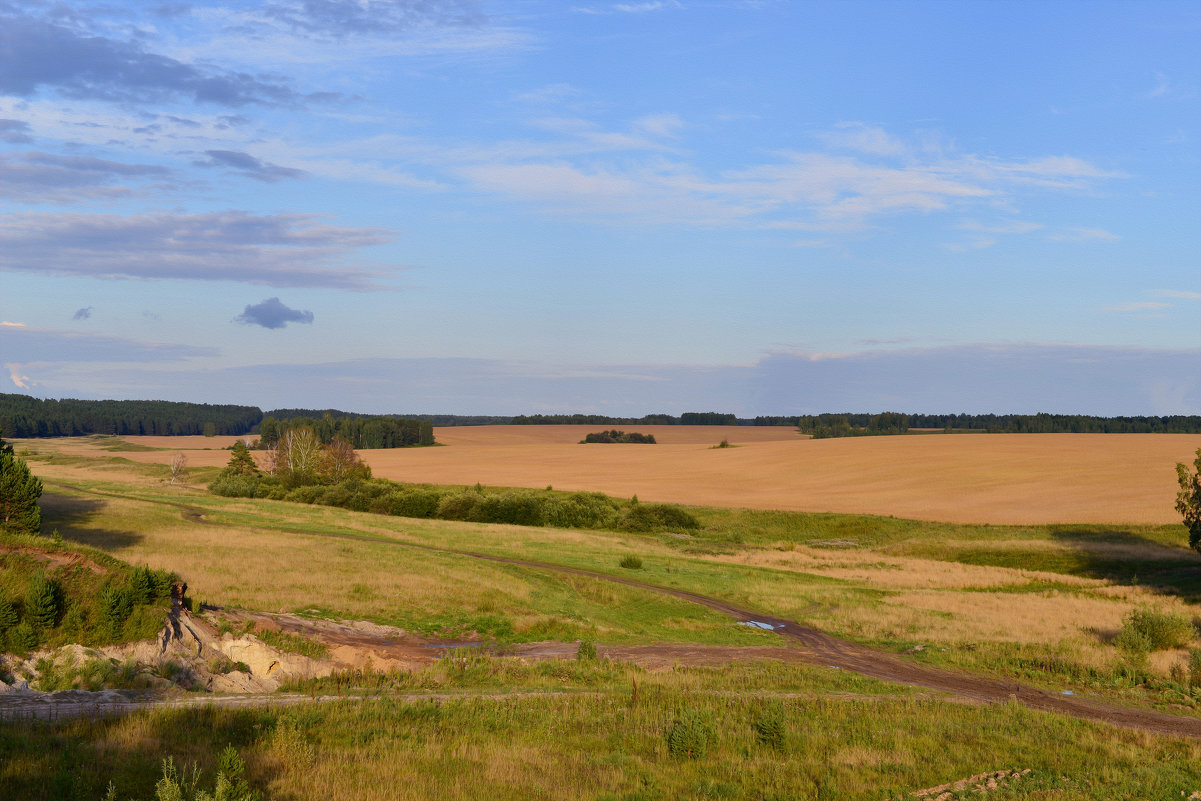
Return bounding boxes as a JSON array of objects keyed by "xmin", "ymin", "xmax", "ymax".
[
  {"xmin": 38, "ymin": 491, "xmax": 144, "ymax": 551},
  {"xmin": 0, "ymin": 705, "xmax": 280, "ymax": 801},
  {"xmin": 950, "ymin": 526, "xmax": 1201, "ymax": 604}
]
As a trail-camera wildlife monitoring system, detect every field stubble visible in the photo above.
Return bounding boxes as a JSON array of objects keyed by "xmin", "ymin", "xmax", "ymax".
[{"xmin": 62, "ymin": 427, "xmax": 1201, "ymax": 525}]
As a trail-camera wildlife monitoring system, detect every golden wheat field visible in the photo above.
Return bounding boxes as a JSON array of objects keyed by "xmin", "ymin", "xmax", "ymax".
[{"xmin": 66, "ymin": 427, "xmax": 1201, "ymax": 525}]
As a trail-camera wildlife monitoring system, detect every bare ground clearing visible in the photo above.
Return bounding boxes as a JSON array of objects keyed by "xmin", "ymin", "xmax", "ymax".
[{"xmin": 24, "ymin": 428, "xmax": 1201, "ymax": 524}]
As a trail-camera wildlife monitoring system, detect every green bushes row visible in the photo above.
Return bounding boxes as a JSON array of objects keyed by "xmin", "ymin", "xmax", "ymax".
[{"xmin": 209, "ymin": 475, "xmax": 700, "ymax": 533}]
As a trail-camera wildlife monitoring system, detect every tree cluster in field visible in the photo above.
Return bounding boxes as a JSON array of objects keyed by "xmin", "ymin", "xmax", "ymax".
[
  {"xmin": 0, "ymin": 560, "xmax": 176, "ymax": 657},
  {"xmin": 794, "ymin": 411, "xmax": 1201, "ymax": 438},
  {"xmin": 580, "ymin": 430, "xmax": 657, "ymax": 444},
  {"xmin": 210, "ymin": 442, "xmax": 699, "ymax": 532},
  {"xmin": 257, "ymin": 414, "xmax": 434, "ymax": 450},
  {"xmin": 0, "ymin": 393, "xmax": 262, "ymax": 438},
  {"xmin": 210, "ymin": 434, "xmax": 373, "ymax": 496}
]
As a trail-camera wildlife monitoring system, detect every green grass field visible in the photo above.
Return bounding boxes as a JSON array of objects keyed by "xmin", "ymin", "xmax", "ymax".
[{"xmin": 2, "ymin": 441, "xmax": 1199, "ymax": 800}]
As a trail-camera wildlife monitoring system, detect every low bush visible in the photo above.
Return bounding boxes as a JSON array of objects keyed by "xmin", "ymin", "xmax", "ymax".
[
  {"xmin": 619, "ymin": 554, "xmax": 643, "ymax": 570},
  {"xmin": 1118, "ymin": 607, "xmax": 1195, "ymax": 652},
  {"xmin": 618, "ymin": 503, "xmax": 700, "ymax": 532},
  {"xmin": 209, "ymin": 470, "xmax": 698, "ymax": 536}
]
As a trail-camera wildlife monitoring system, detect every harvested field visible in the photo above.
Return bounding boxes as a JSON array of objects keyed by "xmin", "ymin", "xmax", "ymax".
[
  {"xmin": 20, "ymin": 428, "xmax": 1201, "ymax": 524},
  {"xmin": 362, "ymin": 428, "xmax": 1201, "ymax": 525}
]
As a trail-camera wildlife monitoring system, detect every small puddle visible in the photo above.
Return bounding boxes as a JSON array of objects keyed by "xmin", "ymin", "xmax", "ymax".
[{"xmin": 738, "ymin": 620, "xmax": 783, "ymax": 631}]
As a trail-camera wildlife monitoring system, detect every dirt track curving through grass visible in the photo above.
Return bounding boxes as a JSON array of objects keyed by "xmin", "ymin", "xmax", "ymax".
[{"xmin": 32, "ymin": 481, "xmax": 1201, "ymax": 739}]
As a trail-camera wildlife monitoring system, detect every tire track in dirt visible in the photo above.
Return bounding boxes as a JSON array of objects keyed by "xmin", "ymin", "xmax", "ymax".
[{"xmin": 38, "ymin": 482, "xmax": 1201, "ymax": 739}]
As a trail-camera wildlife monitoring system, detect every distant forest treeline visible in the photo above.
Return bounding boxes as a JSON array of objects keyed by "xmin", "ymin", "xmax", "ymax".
[
  {"xmin": 4, "ymin": 393, "xmax": 1198, "ymax": 439},
  {"xmin": 794, "ymin": 412, "xmax": 1201, "ymax": 438},
  {"xmin": 0, "ymin": 393, "xmax": 262, "ymax": 437},
  {"xmin": 0, "ymin": 394, "xmax": 432, "ymax": 447}
]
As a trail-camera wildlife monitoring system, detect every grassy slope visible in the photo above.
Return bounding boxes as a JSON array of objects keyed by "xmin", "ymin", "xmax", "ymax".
[{"xmin": 4, "ymin": 443, "xmax": 1200, "ymax": 800}]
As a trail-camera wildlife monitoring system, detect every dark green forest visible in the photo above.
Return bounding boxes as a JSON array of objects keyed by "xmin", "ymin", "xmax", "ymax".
[
  {"xmin": 0, "ymin": 393, "xmax": 261, "ymax": 437},
  {"xmin": 4, "ymin": 393, "xmax": 1198, "ymax": 441}
]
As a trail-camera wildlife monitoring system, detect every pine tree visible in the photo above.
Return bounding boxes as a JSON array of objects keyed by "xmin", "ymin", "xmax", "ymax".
[
  {"xmin": 25, "ymin": 572, "xmax": 61, "ymax": 630},
  {"xmin": 0, "ymin": 596, "xmax": 17, "ymax": 632},
  {"xmin": 225, "ymin": 440, "xmax": 262, "ymax": 477},
  {"xmin": 0, "ymin": 431, "xmax": 42, "ymax": 535}
]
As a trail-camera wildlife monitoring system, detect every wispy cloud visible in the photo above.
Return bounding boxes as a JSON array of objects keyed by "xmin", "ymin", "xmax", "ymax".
[
  {"xmin": 73, "ymin": 307, "xmax": 94, "ymax": 321},
  {"xmin": 260, "ymin": 0, "xmax": 484, "ymax": 36},
  {"xmin": 0, "ymin": 13, "xmax": 327, "ymax": 107},
  {"xmin": 195, "ymin": 150, "xmax": 307, "ymax": 182},
  {"xmin": 0, "ymin": 211, "xmax": 398, "ymax": 289},
  {"xmin": 1105, "ymin": 301, "xmax": 1171, "ymax": 312},
  {"xmin": 448, "ymin": 123, "xmax": 1123, "ymax": 231},
  {"xmin": 1049, "ymin": 227, "xmax": 1120, "ymax": 242},
  {"xmin": 0, "ymin": 150, "xmax": 170, "ymax": 203}
]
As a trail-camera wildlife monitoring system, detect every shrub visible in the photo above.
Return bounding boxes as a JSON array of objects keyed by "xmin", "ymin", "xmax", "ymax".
[
  {"xmin": 619, "ymin": 554, "xmax": 643, "ymax": 570},
  {"xmin": 436, "ymin": 491, "xmax": 483, "ymax": 521},
  {"xmin": 618, "ymin": 503, "xmax": 700, "ymax": 532},
  {"xmin": 386, "ymin": 489, "xmax": 443, "ymax": 519},
  {"xmin": 475, "ymin": 492, "xmax": 546, "ymax": 527},
  {"xmin": 543, "ymin": 492, "xmax": 618, "ymax": 529},
  {"xmin": 1189, "ymin": 648, "xmax": 1201, "ymax": 685},
  {"xmin": 577, "ymin": 640, "xmax": 598, "ymax": 661},
  {"xmin": 666, "ymin": 709, "xmax": 714, "ymax": 760},
  {"xmin": 208, "ymin": 474, "xmax": 261, "ymax": 498},
  {"xmin": 1118, "ymin": 607, "xmax": 1195, "ymax": 651}
]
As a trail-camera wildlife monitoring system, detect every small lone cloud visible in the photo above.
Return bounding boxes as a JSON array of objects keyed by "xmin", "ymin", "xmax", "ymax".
[
  {"xmin": 235, "ymin": 297, "xmax": 315, "ymax": 329},
  {"xmin": 1, "ymin": 321, "xmax": 27, "ymax": 327},
  {"xmin": 73, "ymin": 306, "xmax": 94, "ymax": 320}
]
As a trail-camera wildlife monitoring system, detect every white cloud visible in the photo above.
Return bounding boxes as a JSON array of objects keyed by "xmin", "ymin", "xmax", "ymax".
[{"xmin": 0, "ymin": 211, "xmax": 400, "ymax": 289}]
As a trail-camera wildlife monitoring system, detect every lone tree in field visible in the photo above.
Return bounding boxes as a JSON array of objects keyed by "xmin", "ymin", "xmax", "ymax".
[
  {"xmin": 168, "ymin": 452, "xmax": 188, "ymax": 484},
  {"xmin": 1176, "ymin": 447, "xmax": 1201, "ymax": 554},
  {"xmin": 0, "ymin": 430, "xmax": 42, "ymax": 535}
]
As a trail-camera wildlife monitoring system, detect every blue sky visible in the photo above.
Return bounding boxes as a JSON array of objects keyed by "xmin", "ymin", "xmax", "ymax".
[{"xmin": 1, "ymin": 0, "xmax": 1198, "ymax": 416}]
